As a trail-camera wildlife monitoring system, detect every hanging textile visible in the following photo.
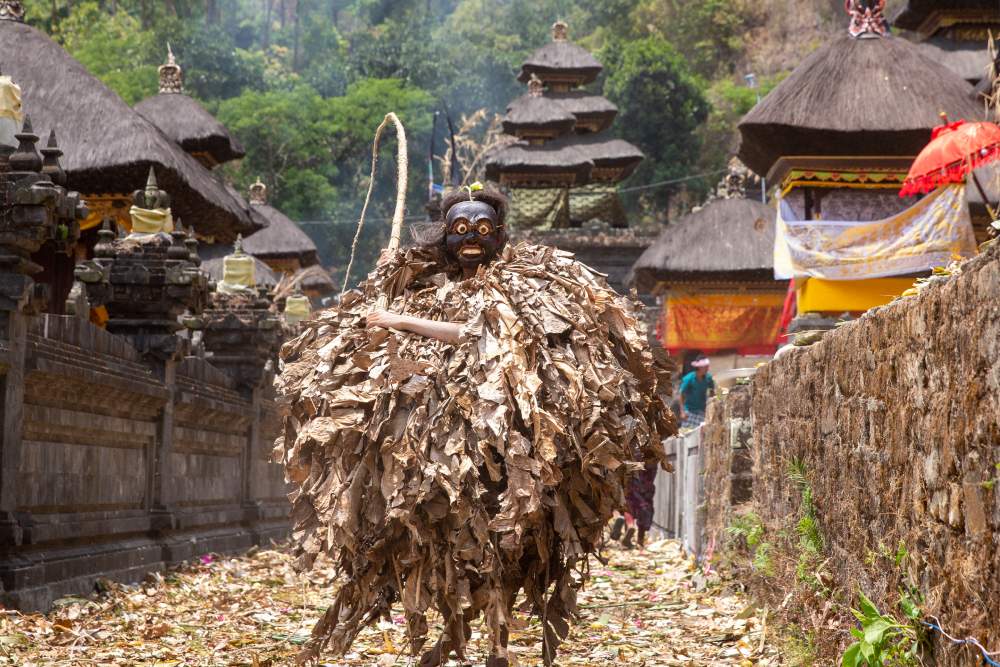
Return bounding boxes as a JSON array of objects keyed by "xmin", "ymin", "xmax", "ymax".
[
  {"xmin": 662, "ymin": 292, "xmax": 785, "ymax": 354},
  {"xmin": 569, "ymin": 184, "xmax": 627, "ymax": 228},
  {"xmin": 774, "ymin": 184, "xmax": 977, "ymax": 280},
  {"xmin": 506, "ymin": 188, "xmax": 570, "ymax": 229}
]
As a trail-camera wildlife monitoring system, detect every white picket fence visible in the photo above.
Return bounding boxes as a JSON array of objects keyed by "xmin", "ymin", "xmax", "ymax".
[{"xmin": 651, "ymin": 426, "xmax": 704, "ymax": 557}]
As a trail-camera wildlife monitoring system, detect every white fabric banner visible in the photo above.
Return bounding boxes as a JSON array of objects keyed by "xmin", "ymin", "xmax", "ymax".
[{"xmin": 774, "ymin": 185, "xmax": 977, "ymax": 281}]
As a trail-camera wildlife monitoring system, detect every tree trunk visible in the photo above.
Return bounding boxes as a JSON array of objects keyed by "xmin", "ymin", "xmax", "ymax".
[
  {"xmin": 291, "ymin": 0, "xmax": 300, "ymax": 71},
  {"xmin": 263, "ymin": 0, "xmax": 272, "ymax": 48}
]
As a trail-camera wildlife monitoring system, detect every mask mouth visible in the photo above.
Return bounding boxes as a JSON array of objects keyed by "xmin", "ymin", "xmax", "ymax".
[{"xmin": 458, "ymin": 245, "xmax": 484, "ymax": 259}]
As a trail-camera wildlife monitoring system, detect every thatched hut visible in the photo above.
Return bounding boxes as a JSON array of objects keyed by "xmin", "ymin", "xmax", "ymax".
[
  {"xmin": 135, "ymin": 48, "xmax": 245, "ymax": 169},
  {"xmin": 631, "ymin": 197, "xmax": 788, "ymax": 362},
  {"xmin": 0, "ymin": 14, "xmax": 255, "ymax": 243},
  {"xmin": 738, "ymin": 6, "xmax": 981, "ymax": 320},
  {"xmin": 738, "ymin": 33, "xmax": 982, "ymax": 180}
]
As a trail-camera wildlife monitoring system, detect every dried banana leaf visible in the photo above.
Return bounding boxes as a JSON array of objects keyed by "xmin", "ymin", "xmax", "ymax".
[{"xmin": 274, "ymin": 242, "xmax": 675, "ymax": 665}]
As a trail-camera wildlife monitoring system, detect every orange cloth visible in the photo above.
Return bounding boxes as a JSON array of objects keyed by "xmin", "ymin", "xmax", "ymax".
[{"xmin": 663, "ymin": 292, "xmax": 785, "ymax": 352}]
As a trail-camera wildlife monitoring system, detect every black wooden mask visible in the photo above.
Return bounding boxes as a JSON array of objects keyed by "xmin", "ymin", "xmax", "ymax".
[{"xmin": 444, "ymin": 200, "xmax": 506, "ymax": 270}]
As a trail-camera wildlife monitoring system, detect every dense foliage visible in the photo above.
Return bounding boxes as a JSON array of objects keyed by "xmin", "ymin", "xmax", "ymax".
[{"xmin": 22, "ymin": 0, "xmax": 776, "ymax": 283}]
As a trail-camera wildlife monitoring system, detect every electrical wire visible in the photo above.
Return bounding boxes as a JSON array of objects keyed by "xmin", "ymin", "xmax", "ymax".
[
  {"xmin": 619, "ymin": 168, "xmax": 729, "ymax": 193},
  {"xmin": 923, "ymin": 617, "xmax": 1000, "ymax": 666}
]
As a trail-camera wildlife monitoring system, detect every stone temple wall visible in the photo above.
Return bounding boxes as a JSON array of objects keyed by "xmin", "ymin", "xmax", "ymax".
[
  {"xmin": 702, "ymin": 243, "xmax": 1000, "ymax": 661},
  {"xmin": 1, "ymin": 315, "xmax": 288, "ymax": 612}
]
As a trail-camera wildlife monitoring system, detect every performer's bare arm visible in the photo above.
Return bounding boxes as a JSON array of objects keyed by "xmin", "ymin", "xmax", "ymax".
[{"xmin": 366, "ymin": 309, "xmax": 464, "ymax": 345}]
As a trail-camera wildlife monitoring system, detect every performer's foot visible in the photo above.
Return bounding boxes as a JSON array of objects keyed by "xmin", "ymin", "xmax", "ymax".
[
  {"xmin": 637, "ymin": 527, "xmax": 647, "ymax": 548},
  {"xmin": 610, "ymin": 517, "xmax": 625, "ymax": 541},
  {"xmin": 486, "ymin": 656, "xmax": 509, "ymax": 667},
  {"xmin": 420, "ymin": 643, "xmax": 444, "ymax": 667},
  {"xmin": 622, "ymin": 527, "xmax": 635, "ymax": 549}
]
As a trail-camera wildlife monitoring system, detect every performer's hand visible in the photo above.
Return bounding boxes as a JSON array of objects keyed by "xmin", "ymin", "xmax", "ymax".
[{"xmin": 366, "ymin": 309, "xmax": 404, "ymax": 331}]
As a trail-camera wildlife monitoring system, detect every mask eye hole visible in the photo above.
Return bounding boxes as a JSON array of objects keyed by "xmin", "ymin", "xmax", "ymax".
[
  {"xmin": 452, "ymin": 220, "xmax": 469, "ymax": 235},
  {"xmin": 477, "ymin": 222, "xmax": 493, "ymax": 236}
]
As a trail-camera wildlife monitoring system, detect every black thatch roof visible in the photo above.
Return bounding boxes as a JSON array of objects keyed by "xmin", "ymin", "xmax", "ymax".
[
  {"xmin": 518, "ymin": 42, "xmax": 602, "ymax": 85},
  {"xmin": 561, "ymin": 133, "xmax": 644, "ymax": 170},
  {"xmin": 242, "ymin": 205, "xmax": 318, "ymax": 262},
  {"xmin": 502, "ymin": 94, "xmax": 576, "ymax": 135},
  {"xmin": 892, "ymin": 0, "xmax": 1000, "ymax": 33},
  {"xmin": 631, "ymin": 198, "xmax": 777, "ymax": 290},
  {"xmin": 199, "ymin": 243, "xmax": 280, "ymax": 288},
  {"xmin": 485, "ymin": 141, "xmax": 593, "ymax": 184},
  {"xmin": 505, "ymin": 90, "xmax": 617, "ymax": 132},
  {"xmin": 0, "ymin": 20, "xmax": 256, "ymax": 242},
  {"xmin": 135, "ymin": 92, "xmax": 245, "ymax": 165},
  {"xmin": 737, "ymin": 32, "xmax": 983, "ymax": 178},
  {"xmin": 911, "ymin": 35, "xmax": 990, "ymax": 83}
]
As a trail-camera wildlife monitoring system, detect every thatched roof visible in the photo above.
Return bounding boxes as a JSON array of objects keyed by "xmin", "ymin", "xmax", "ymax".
[
  {"xmin": 892, "ymin": 0, "xmax": 1000, "ymax": 33},
  {"xmin": 563, "ymin": 133, "xmax": 644, "ymax": 170},
  {"xmin": 517, "ymin": 23, "xmax": 602, "ymax": 85},
  {"xmin": 485, "ymin": 141, "xmax": 593, "ymax": 184},
  {"xmin": 294, "ymin": 265, "xmax": 335, "ymax": 294},
  {"xmin": 505, "ymin": 90, "xmax": 617, "ymax": 132},
  {"xmin": 911, "ymin": 35, "xmax": 990, "ymax": 83},
  {"xmin": 502, "ymin": 94, "xmax": 576, "ymax": 135},
  {"xmin": 0, "ymin": 20, "xmax": 256, "ymax": 242},
  {"xmin": 242, "ymin": 205, "xmax": 318, "ymax": 262},
  {"xmin": 135, "ymin": 92, "xmax": 245, "ymax": 165},
  {"xmin": 737, "ymin": 32, "xmax": 983, "ymax": 177},
  {"xmin": 199, "ymin": 243, "xmax": 280, "ymax": 288},
  {"xmin": 631, "ymin": 198, "xmax": 777, "ymax": 290}
]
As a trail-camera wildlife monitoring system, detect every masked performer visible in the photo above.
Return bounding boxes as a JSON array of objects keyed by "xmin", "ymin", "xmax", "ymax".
[{"xmin": 275, "ymin": 185, "xmax": 674, "ymax": 666}]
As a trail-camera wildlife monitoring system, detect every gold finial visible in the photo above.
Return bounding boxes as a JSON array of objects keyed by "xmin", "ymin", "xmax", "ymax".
[
  {"xmin": 552, "ymin": 20, "xmax": 568, "ymax": 42},
  {"xmin": 158, "ymin": 43, "xmax": 184, "ymax": 94},
  {"xmin": 249, "ymin": 177, "xmax": 267, "ymax": 206}
]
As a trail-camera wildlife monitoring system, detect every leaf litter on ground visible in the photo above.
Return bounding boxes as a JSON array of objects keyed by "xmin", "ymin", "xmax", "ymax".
[{"xmin": 0, "ymin": 538, "xmax": 780, "ymax": 666}]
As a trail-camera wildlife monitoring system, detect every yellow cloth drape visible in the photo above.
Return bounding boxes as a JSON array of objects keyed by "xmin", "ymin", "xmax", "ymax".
[
  {"xmin": 217, "ymin": 253, "xmax": 256, "ymax": 294},
  {"xmin": 796, "ymin": 277, "xmax": 915, "ymax": 313},
  {"xmin": 128, "ymin": 206, "xmax": 174, "ymax": 235},
  {"xmin": 775, "ymin": 185, "xmax": 977, "ymax": 281},
  {"xmin": 81, "ymin": 195, "xmax": 131, "ymax": 231},
  {"xmin": 663, "ymin": 292, "xmax": 786, "ymax": 352},
  {"xmin": 0, "ymin": 75, "xmax": 22, "ymax": 122},
  {"xmin": 284, "ymin": 295, "xmax": 311, "ymax": 324}
]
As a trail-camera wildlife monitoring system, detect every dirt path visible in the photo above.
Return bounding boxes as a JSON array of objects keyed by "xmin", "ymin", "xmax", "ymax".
[{"xmin": 0, "ymin": 540, "xmax": 780, "ymax": 666}]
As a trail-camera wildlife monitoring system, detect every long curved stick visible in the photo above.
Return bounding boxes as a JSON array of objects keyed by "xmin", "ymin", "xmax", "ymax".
[{"xmin": 340, "ymin": 112, "xmax": 409, "ymax": 303}]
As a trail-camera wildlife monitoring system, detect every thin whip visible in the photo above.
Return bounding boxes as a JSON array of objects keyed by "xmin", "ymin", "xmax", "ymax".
[{"xmin": 340, "ymin": 112, "xmax": 409, "ymax": 301}]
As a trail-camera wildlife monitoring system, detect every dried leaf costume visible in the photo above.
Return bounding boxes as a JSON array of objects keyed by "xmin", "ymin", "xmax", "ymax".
[{"xmin": 275, "ymin": 230, "xmax": 674, "ymax": 664}]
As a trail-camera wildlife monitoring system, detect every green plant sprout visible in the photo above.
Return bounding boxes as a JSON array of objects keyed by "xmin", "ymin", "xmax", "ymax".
[{"xmin": 842, "ymin": 592, "xmax": 924, "ymax": 667}]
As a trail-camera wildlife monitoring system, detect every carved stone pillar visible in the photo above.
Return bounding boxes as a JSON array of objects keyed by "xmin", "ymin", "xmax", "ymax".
[
  {"xmin": 75, "ymin": 169, "xmax": 207, "ymax": 363},
  {"xmin": 0, "ymin": 117, "xmax": 86, "ymax": 546},
  {"xmin": 198, "ymin": 239, "xmax": 282, "ymax": 392}
]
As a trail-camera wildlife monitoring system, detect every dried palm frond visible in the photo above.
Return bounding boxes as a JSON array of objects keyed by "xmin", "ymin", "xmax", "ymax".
[{"xmin": 274, "ymin": 243, "xmax": 675, "ymax": 665}]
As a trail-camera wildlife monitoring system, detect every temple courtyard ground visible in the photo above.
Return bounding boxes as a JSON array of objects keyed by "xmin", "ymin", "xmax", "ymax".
[{"xmin": 0, "ymin": 540, "xmax": 780, "ymax": 666}]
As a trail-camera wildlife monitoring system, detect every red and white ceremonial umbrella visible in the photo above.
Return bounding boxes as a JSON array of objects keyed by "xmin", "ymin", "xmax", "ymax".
[{"xmin": 901, "ymin": 114, "xmax": 1000, "ymax": 220}]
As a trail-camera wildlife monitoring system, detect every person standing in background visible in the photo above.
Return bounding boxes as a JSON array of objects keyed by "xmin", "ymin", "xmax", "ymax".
[{"xmin": 678, "ymin": 354, "xmax": 714, "ymax": 428}]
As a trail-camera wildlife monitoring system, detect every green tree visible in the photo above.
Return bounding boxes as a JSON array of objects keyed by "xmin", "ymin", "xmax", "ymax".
[{"xmin": 602, "ymin": 37, "xmax": 709, "ymax": 213}]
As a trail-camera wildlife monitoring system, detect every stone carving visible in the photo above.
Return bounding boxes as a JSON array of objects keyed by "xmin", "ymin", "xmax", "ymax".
[
  {"xmin": 75, "ymin": 169, "xmax": 207, "ymax": 362},
  {"xmin": 0, "ymin": 1, "xmax": 25, "ymax": 23},
  {"xmin": 158, "ymin": 44, "xmax": 184, "ymax": 94}
]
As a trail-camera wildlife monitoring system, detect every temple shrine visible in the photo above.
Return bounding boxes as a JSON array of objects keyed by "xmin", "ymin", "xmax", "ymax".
[
  {"xmin": 484, "ymin": 20, "xmax": 652, "ymax": 293},
  {"xmin": 632, "ymin": 161, "xmax": 787, "ymax": 368},
  {"xmin": 738, "ymin": 2, "xmax": 983, "ymax": 323}
]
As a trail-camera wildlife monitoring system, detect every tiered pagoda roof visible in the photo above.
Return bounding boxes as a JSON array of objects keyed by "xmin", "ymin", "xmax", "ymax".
[
  {"xmin": 135, "ymin": 47, "xmax": 245, "ymax": 169},
  {"xmin": 738, "ymin": 22, "xmax": 982, "ymax": 180},
  {"xmin": 486, "ymin": 21, "xmax": 643, "ymax": 189},
  {"xmin": 0, "ymin": 9, "xmax": 256, "ymax": 242}
]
